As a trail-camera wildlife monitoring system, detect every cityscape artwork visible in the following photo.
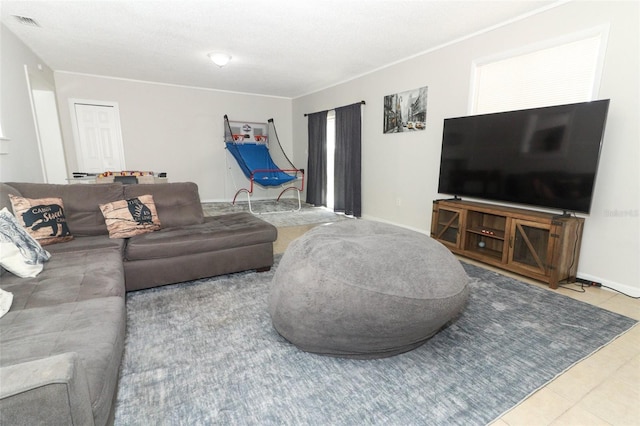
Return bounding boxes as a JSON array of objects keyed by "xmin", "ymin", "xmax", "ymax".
[{"xmin": 383, "ymin": 86, "xmax": 428, "ymax": 134}]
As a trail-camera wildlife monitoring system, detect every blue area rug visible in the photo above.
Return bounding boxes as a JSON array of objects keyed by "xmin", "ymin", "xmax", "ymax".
[{"xmin": 115, "ymin": 258, "xmax": 636, "ymax": 425}]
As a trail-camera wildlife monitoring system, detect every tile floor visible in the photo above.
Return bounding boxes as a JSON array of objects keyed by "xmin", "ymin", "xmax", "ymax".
[
  {"xmin": 274, "ymin": 224, "xmax": 640, "ymax": 426},
  {"xmin": 487, "ymin": 265, "xmax": 640, "ymax": 426}
]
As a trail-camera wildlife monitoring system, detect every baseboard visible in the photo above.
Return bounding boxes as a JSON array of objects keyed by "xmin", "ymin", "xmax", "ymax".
[
  {"xmin": 360, "ymin": 214, "xmax": 429, "ymax": 235},
  {"xmin": 201, "ymin": 198, "xmax": 233, "ymax": 203},
  {"xmin": 576, "ymin": 272, "xmax": 640, "ymax": 298}
]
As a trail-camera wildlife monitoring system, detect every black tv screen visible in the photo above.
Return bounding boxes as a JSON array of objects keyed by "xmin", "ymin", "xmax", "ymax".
[{"xmin": 437, "ymin": 100, "xmax": 609, "ymax": 214}]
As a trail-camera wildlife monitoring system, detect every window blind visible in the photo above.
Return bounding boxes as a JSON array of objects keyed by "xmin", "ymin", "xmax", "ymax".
[{"xmin": 472, "ymin": 33, "xmax": 605, "ymax": 114}]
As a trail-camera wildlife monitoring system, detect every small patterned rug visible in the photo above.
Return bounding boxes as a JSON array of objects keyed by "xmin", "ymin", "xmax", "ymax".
[{"xmin": 202, "ymin": 199, "xmax": 350, "ymax": 227}]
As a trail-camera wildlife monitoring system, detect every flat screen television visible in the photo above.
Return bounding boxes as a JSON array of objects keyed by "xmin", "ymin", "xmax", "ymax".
[{"xmin": 437, "ymin": 99, "xmax": 610, "ymax": 214}]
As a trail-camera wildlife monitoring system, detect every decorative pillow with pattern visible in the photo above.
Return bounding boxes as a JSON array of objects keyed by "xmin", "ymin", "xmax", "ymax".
[
  {"xmin": 99, "ymin": 194, "xmax": 161, "ymax": 239},
  {"xmin": 8, "ymin": 195, "xmax": 73, "ymax": 246},
  {"xmin": 0, "ymin": 207, "xmax": 51, "ymax": 278}
]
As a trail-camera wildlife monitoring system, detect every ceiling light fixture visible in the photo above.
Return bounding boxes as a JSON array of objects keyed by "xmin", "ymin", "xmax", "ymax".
[{"xmin": 208, "ymin": 52, "xmax": 232, "ymax": 68}]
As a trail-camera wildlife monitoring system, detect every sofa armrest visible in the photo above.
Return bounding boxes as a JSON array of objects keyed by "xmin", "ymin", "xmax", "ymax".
[{"xmin": 0, "ymin": 353, "xmax": 95, "ymax": 426}]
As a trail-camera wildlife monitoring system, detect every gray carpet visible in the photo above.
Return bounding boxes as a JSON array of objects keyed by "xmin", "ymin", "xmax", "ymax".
[
  {"xmin": 115, "ymin": 258, "xmax": 637, "ymax": 426},
  {"xmin": 202, "ymin": 199, "xmax": 349, "ymax": 227}
]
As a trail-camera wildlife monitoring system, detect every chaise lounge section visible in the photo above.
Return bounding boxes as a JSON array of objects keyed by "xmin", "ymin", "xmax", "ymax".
[{"xmin": 1, "ymin": 182, "xmax": 278, "ymax": 290}]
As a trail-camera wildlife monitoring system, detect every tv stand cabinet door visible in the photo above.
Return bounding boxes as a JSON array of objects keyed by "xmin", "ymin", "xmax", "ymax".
[
  {"xmin": 431, "ymin": 203, "xmax": 464, "ymax": 250},
  {"xmin": 507, "ymin": 219, "xmax": 554, "ymax": 279}
]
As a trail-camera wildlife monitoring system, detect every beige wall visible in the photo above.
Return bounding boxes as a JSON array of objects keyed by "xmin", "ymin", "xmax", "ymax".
[
  {"xmin": 292, "ymin": 1, "xmax": 640, "ymax": 294},
  {"xmin": 53, "ymin": 73, "xmax": 292, "ymax": 201}
]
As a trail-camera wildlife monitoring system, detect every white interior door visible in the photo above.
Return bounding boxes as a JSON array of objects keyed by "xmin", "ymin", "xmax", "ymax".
[{"xmin": 72, "ymin": 102, "xmax": 125, "ymax": 173}]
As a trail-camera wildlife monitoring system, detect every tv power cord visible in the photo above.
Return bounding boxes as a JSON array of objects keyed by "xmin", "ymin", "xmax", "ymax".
[{"xmin": 560, "ymin": 278, "xmax": 640, "ymax": 299}]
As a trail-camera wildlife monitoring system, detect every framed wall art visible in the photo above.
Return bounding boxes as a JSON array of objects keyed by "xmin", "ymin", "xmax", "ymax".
[{"xmin": 383, "ymin": 86, "xmax": 428, "ymax": 134}]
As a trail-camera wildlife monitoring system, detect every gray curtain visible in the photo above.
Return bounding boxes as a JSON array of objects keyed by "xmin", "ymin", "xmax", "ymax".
[
  {"xmin": 334, "ymin": 103, "xmax": 362, "ymax": 217},
  {"xmin": 306, "ymin": 111, "xmax": 328, "ymax": 206}
]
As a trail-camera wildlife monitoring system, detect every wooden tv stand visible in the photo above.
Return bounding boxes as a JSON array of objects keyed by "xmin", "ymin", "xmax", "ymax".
[{"xmin": 430, "ymin": 199, "xmax": 584, "ymax": 289}]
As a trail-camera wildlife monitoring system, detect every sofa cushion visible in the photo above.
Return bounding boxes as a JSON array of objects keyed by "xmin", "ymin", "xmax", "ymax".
[
  {"xmin": 9, "ymin": 195, "xmax": 74, "ymax": 245},
  {"xmin": 99, "ymin": 194, "xmax": 161, "ymax": 238},
  {"xmin": 0, "ymin": 249, "xmax": 125, "ymax": 311},
  {"xmin": 0, "ymin": 242, "xmax": 44, "ymax": 278},
  {"xmin": 124, "ymin": 213, "xmax": 277, "ymax": 261},
  {"xmin": 123, "ymin": 182, "xmax": 204, "ymax": 228},
  {"xmin": 5, "ymin": 183, "xmax": 124, "ymax": 236},
  {"xmin": 0, "ymin": 296, "xmax": 126, "ymax": 426}
]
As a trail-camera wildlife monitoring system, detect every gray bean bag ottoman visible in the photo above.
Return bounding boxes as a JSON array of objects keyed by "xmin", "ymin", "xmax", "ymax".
[{"xmin": 268, "ymin": 220, "xmax": 469, "ymax": 359}]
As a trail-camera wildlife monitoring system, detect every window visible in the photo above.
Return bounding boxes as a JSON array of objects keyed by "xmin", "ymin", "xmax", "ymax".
[
  {"xmin": 470, "ymin": 25, "xmax": 609, "ymax": 114},
  {"xmin": 326, "ymin": 110, "xmax": 336, "ymax": 210}
]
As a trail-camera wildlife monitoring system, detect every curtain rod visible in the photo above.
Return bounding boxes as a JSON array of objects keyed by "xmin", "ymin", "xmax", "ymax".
[{"xmin": 304, "ymin": 100, "xmax": 366, "ymax": 117}]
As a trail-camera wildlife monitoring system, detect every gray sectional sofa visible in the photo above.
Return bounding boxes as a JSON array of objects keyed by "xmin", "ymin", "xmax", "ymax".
[{"xmin": 0, "ymin": 181, "xmax": 277, "ymax": 425}]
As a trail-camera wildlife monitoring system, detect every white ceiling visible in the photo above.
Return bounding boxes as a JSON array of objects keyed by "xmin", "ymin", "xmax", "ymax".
[{"xmin": 1, "ymin": 0, "xmax": 560, "ymax": 98}]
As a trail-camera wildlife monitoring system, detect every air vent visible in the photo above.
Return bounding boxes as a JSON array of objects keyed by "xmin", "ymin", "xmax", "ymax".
[{"xmin": 12, "ymin": 15, "xmax": 40, "ymax": 27}]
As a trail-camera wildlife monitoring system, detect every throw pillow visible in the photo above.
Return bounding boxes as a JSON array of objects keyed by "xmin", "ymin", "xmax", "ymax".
[
  {"xmin": 8, "ymin": 195, "xmax": 74, "ymax": 245},
  {"xmin": 99, "ymin": 194, "xmax": 161, "ymax": 239},
  {"xmin": 0, "ymin": 242, "xmax": 44, "ymax": 278},
  {"xmin": 0, "ymin": 207, "xmax": 51, "ymax": 278},
  {"xmin": 0, "ymin": 288, "xmax": 13, "ymax": 318}
]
